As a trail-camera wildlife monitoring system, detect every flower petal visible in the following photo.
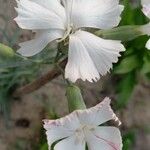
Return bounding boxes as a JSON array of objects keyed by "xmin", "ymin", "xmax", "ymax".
[
  {"xmin": 146, "ymin": 39, "xmax": 150, "ymax": 49},
  {"xmin": 43, "ymin": 112, "xmax": 80, "ymax": 148},
  {"xmin": 15, "ymin": 0, "xmax": 66, "ymax": 30},
  {"xmin": 142, "ymin": 5, "xmax": 150, "ymax": 18},
  {"xmin": 141, "ymin": 0, "xmax": 150, "ymax": 18},
  {"xmin": 77, "ymin": 97, "xmax": 120, "ymax": 126},
  {"xmin": 65, "ymin": 30, "xmax": 125, "ymax": 82},
  {"xmin": 142, "ymin": 0, "xmax": 150, "ymax": 5},
  {"xmin": 65, "ymin": 32, "xmax": 100, "ymax": 82},
  {"xmin": 63, "ymin": 0, "xmax": 124, "ymax": 29},
  {"xmin": 31, "ymin": 0, "xmax": 66, "ymax": 20},
  {"xmin": 17, "ymin": 29, "xmax": 64, "ymax": 56},
  {"xmin": 140, "ymin": 23, "xmax": 150, "ymax": 50},
  {"xmin": 86, "ymin": 127, "xmax": 122, "ymax": 150},
  {"xmin": 77, "ymin": 31, "xmax": 125, "ymax": 75},
  {"xmin": 54, "ymin": 135, "xmax": 85, "ymax": 150}
]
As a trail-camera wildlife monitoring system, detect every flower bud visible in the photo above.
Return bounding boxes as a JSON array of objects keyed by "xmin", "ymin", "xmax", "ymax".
[
  {"xmin": 0, "ymin": 43, "xmax": 15, "ymax": 59},
  {"xmin": 95, "ymin": 25, "xmax": 143, "ymax": 42},
  {"xmin": 66, "ymin": 85, "xmax": 86, "ymax": 112}
]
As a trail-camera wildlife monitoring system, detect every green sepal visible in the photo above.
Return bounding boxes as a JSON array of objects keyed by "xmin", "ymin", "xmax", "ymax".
[{"xmin": 95, "ymin": 25, "xmax": 143, "ymax": 42}]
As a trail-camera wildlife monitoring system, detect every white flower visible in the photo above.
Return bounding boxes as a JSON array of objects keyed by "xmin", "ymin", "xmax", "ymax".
[
  {"xmin": 141, "ymin": 0, "xmax": 150, "ymax": 49},
  {"xmin": 43, "ymin": 97, "xmax": 122, "ymax": 150},
  {"xmin": 15, "ymin": 0, "xmax": 125, "ymax": 82}
]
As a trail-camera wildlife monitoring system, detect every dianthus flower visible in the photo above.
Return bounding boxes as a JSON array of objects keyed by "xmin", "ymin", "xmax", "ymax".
[
  {"xmin": 15, "ymin": 0, "xmax": 125, "ymax": 82},
  {"xmin": 44, "ymin": 97, "xmax": 122, "ymax": 150}
]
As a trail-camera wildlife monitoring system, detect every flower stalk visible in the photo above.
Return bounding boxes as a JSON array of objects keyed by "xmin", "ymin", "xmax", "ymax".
[{"xmin": 13, "ymin": 58, "xmax": 67, "ymax": 97}]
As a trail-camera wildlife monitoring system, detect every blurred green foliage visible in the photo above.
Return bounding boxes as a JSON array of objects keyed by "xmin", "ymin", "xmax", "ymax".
[
  {"xmin": 122, "ymin": 130, "xmax": 136, "ymax": 150},
  {"xmin": 0, "ymin": 42, "xmax": 57, "ymax": 123},
  {"xmin": 113, "ymin": 0, "xmax": 150, "ymax": 109}
]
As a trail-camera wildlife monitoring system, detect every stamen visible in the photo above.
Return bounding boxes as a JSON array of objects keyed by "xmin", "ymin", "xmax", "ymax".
[{"xmin": 57, "ymin": 26, "xmax": 72, "ymax": 43}]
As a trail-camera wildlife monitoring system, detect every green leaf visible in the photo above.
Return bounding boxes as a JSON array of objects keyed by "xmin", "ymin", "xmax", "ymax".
[
  {"xmin": 0, "ymin": 90, "xmax": 11, "ymax": 125},
  {"xmin": 40, "ymin": 143, "xmax": 48, "ymax": 150},
  {"xmin": 114, "ymin": 55, "xmax": 140, "ymax": 74},
  {"xmin": 123, "ymin": 130, "xmax": 135, "ymax": 150},
  {"xmin": 0, "ymin": 59, "xmax": 33, "ymax": 69},
  {"xmin": 141, "ymin": 55, "xmax": 150, "ymax": 74},
  {"xmin": 116, "ymin": 73, "xmax": 136, "ymax": 109},
  {"xmin": 120, "ymin": 0, "xmax": 134, "ymax": 25},
  {"xmin": 0, "ymin": 71, "xmax": 32, "ymax": 85}
]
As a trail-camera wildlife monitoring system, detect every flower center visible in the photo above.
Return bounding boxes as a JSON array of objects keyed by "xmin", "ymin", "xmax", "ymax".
[
  {"xmin": 74, "ymin": 125, "xmax": 96, "ymax": 144},
  {"xmin": 58, "ymin": 26, "xmax": 72, "ymax": 43},
  {"xmin": 58, "ymin": 23, "xmax": 77, "ymax": 43}
]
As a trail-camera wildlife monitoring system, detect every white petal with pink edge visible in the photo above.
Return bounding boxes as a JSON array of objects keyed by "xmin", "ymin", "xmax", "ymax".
[{"xmin": 43, "ymin": 97, "xmax": 122, "ymax": 150}]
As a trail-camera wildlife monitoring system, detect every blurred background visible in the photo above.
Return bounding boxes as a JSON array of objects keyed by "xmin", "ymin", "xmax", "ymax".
[{"xmin": 0, "ymin": 0, "xmax": 150, "ymax": 150}]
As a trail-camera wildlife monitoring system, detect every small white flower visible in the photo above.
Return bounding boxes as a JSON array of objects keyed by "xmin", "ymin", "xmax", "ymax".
[
  {"xmin": 15, "ymin": 0, "xmax": 125, "ymax": 82},
  {"xmin": 141, "ymin": 0, "xmax": 150, "ymax": 49},
  {"xmin": 43, "ymin": 97, "xmax": 122, "ymax": 150}
]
